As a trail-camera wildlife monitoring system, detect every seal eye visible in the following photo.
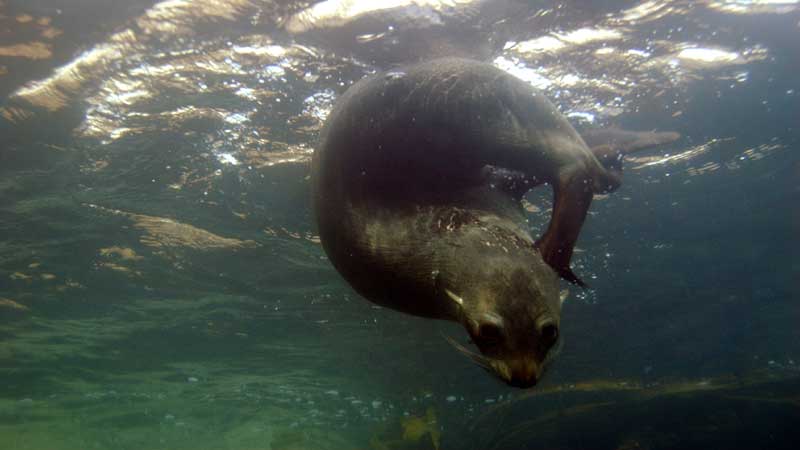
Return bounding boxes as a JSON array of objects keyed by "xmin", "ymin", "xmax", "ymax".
[
  {"xmin": 539, "ymin": 322, "xmax": 559, "ymax": 349},
  {"xmin": 478, "ymin": 323, "xmax": 504, "ymax": 346}
]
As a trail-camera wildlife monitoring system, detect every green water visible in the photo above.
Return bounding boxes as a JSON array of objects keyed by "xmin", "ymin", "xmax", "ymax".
[{"xmin": 1, "ymin": 1, "xmax": 798, "ymax": 449}]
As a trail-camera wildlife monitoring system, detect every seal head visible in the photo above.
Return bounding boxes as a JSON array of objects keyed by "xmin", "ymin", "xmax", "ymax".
[{"xmin": 433, "ymin": 216, "xmax": 562, "ymax": 387}]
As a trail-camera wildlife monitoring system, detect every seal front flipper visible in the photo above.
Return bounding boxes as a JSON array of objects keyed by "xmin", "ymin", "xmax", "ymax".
[
  {"xmin": 483, "ymin": 164, "xmax": 590, "ymax": 286},
  {"xmin": 537, "ymin": 128, "xmax": 681, "ymax": 283},
  {"xmin": 535, "ymin": 173, "xmax": 593, "ymax": 288}
]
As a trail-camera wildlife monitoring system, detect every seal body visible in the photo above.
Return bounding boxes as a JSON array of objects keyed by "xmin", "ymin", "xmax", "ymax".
[{"xmin": 313, "ymin": 58, "xmax": 621, "ymax": 387}]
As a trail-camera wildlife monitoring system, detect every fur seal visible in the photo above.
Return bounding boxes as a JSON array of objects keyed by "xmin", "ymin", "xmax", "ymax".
[{"xmin": 312, "ymin": 58, "xmax": 677, "ymax": 387}]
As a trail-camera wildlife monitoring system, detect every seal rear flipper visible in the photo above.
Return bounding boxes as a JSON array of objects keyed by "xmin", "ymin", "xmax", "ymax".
[
  {"xmin": 590, "ymin": 144, "xmax": 624, "ymax": 193},
  {"xmin": 581, "ymin": 129, "xmax": 680, "ymax": 194},
  {"xmin": 580, "ymin": 128, "xmax": 681, "ymax": 155},
  {"xmin": 535, "ymin": 175, "xmax": 592, "ymax": 288}
]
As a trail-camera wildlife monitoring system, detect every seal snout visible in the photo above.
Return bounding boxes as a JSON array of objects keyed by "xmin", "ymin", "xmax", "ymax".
[
  {"xmin": 492, "ymin": 358, "xmax": 542, "ymax": 388},
  {"xmin": 489, "ymin": 316, "xmax": 560, "ymax": 388},
  {"xmin": 508, "ymin": 376, "xmax": 538, "ymax": 389}
]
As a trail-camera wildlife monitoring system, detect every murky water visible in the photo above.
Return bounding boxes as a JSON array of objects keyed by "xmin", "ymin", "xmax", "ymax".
[{"xmin": 1, "ymin": 1, "xmax": 798, "ymax": 449}]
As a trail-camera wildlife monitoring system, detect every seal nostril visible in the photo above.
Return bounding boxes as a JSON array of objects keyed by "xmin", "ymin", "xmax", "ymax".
[{"xmin": 509, "ymin": 376, "xmax": 538, "ymax": 388}]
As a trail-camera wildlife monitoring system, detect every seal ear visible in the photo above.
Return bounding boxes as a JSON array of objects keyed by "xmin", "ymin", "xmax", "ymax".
[
  {"xmin": 444, "ymin": 289, "xmax": 464, "ymax": 307},
  {"xmin": 434, "ymin": 271, "xmax": 466, "ymax": 316}
]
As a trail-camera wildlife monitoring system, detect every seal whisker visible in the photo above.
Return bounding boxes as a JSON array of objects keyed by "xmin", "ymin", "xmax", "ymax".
[{"xmin": 443, "ymin": 334, "xmax": 491, "ymax": 370}]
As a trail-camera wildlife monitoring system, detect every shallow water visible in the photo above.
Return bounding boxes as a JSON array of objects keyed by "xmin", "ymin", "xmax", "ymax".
[{"xmin": 1, "ymin": 1, "xmax": 798, "ymax": 449}]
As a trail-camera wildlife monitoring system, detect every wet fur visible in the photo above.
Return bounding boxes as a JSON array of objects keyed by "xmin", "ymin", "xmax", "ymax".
[{"xmin": 312, "ymin": 57, "xmax": 678, "ymax": 385}]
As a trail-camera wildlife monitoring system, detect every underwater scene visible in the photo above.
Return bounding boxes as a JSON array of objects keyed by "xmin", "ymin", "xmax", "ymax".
[{"xmin": 1, "ymin": 1, "xmax": 798, "ymax": 449}]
